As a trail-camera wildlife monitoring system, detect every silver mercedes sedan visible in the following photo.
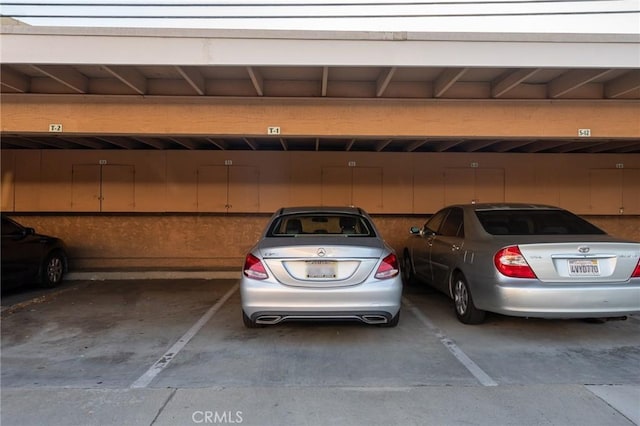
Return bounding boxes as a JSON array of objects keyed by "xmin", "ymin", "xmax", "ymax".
[
  {"xmin": 402, "ymin": 204, "xmax": 640, "ymax": 324},
  {"xmin": 241, "ymin": 206, "xmax": 402, "ymax": 328}
]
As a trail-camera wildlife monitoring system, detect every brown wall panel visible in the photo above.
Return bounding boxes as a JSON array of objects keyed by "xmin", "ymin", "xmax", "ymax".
[
  {"xmin": 197, "ymin": 165, "xmax": 228, "ymax": 212},
  {"xmin": 2, "ymin": 96, "xmax": 639, "ymax": 139},
  {"xmin": 413, "ymin": 161, "xmax": 444, "ymax": 214},
  {"xmin": 40, "ymin": 151, "xmax": 74, "ymax": 211},
  {"xmin": 257, "ymin": 152, "xmax": 290, "ymax": 213},
  {"xmin": 589, "ymin": 169, "xmax": 623, "ymax": 214},
  {"xmin": 71, "ymin": 164, "xmax": 101, "ymax": 212},
  {"xmin": 381, "ymin": 157, "xmax": 414, "ymax": 214},
  {"xmin": 228, "ymin": 166, "xmax": 260, "ymax": 212},
  {"xmin": 102, "ymin": 165, "xmax": 136, "ymax": 212},
  {"xmin": 3, "ymin": 150, "xmax": 640, "ymax": 215},
  {"xmin": 14, "ymin": 150, "xmax": 41, "ymax": 211},
  {"xmin": 507, "ymin": 159, "xmax": 560, "ymax": 205},
  {"xmin": 622, "ymin": 169, "xmax": 640, "ymax": 215},
  {"xmin": 353, "ymin": 167, "xmax": 383, "ymax": 212},
  {"xmin": 166, "ymin": 152, "xmax": 199, "ymax": 211},
  {"xmin": 444, "ymin": 168, "xmax": 476, "ymax": 205},
  {"xmin": 289, "ymin": 153, "xmax": 320, "ymax": 207},
  {"xmin": 8, "ymin": 213, "xmax": 639, "ymax": 271},
  {"xmin": 322, "ymin": 166, "xmax": 352, "ymax": 206},
  {"xmin": 1, "ymin": 150, "xmax": 15, "ymax": 211},
  {"xmin": 476, "ymin": 168, "xmax": 505, "ymax": 204}
]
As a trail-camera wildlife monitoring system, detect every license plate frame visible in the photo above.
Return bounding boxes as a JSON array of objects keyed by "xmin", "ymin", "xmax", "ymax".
[
  {"xmin": 306, "ymin": 260, "xmax": 337, "ymax": 279},
  {"xmin": 568, "ymin": 259, "xmax": 600, "ymax": 276}
]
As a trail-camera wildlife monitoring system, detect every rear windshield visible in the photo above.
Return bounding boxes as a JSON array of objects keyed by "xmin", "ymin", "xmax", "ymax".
[
  {"xmin": 268, "ymin": 213, "xmax": 376, "ymax": 237},
  {"xmin": 475, "ymin": 209, "xmax": 606, "ymax": 235}
]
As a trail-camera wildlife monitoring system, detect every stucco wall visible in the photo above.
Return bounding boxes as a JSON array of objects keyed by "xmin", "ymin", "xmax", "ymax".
[{"xmin": 10, "ymin": 214, "xmax": 640, "ymax": 271}]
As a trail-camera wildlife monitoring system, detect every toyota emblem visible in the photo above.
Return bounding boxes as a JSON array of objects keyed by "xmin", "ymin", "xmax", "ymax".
[
  {"xmin": 317, "ymin": 248, "xmax": 326, "ymax": 257},
  {"xmin": 578, "ymin": 246, "xmax": 590, "ymax": 254}
]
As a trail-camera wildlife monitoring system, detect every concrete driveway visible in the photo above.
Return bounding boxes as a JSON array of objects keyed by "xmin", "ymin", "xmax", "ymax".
[{"xmin": 2, "ymin": 278, "xmax": 639, "ymax": 426}]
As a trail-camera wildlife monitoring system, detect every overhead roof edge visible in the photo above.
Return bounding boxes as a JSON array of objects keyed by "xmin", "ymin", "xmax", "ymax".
[{"xmin": 1, "ymin": 24, "xmax": 639, "ymax": 44}]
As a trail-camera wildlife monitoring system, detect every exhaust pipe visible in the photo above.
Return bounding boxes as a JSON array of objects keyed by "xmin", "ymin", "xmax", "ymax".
[
  {"xmin": 360, "ymin": 315, "xmax": 388, "ymax": 325},
  {"xmin": 255, "ymin": 315, "xmax": 283, "ymax": 325}
]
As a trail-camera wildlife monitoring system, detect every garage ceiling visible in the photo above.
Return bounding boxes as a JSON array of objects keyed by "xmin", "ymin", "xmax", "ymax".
[{"xmin": 1, "ymin": 26, "xmax": 639, "ymax": 153}]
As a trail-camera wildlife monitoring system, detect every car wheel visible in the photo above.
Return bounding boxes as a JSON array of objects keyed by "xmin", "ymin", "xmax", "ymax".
[
  {"xmin": 401, "ymin": 249, "xmax": 416, "ymax": 286},
  {"xmin": 452, "ymin": 274, "xmax": 485, "ymax": 325},
  {"xmin": 380, "ymin": 310, "xmax": 400, "ymax": 328},
  {"xmin": 242, "ymin": 310, "xmax": 260, "ymax": 328},
  {"xmin": 40, "ymin": 251, "xmax": 66, "ymax": 288}
]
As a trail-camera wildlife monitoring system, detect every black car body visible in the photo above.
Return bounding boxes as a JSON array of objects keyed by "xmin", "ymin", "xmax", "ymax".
[{"xmin": 1, "ymin": 216, "xmax": 68, "ymax": 290}]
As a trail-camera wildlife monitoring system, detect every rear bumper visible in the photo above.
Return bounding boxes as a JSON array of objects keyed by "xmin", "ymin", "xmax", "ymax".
[
  {"xmin": 478, "ymin": 278, "xmax": 640, "ymax": 318},
  {"xmin": 240, "ymin": 276, "xmax": 403, "ymax": 320}
]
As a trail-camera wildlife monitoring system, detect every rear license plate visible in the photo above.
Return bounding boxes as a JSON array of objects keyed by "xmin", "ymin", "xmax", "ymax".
[
  {"xmin": 568, "ymin": 259, "xmax": 600, "ymax": 276},
  {"xmin": 306, "ymin": 261, "xmax": 337, "ymax": 279}
]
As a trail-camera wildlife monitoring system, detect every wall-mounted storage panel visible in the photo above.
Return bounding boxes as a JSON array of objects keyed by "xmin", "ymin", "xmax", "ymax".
[
  {"xmin": 14, "ymin": 151, "xmax": 41, "ymax": 211},
  {"xmin": 71, "ymin": 164, "xmax": 135, "ymax": 212},
  {"xmin": 197, "ymin": 164, "xmax": 259, "ymax": 212},
  {"xmin": 2, "ymin": 150, "xmax": 639, "ymax": 215},
  {"xmin": 102, "ymin": 165, "xmax": 135, "ymax": 212},
  {"xmin": 1, "ymin": 150, "xmax": 15, "ymax": 212},
  {"xmin": 476, "ymin": 168, "xmax": 505, "ymax": 204},
  {"xmin": 197, "ymin": 166, "xmax": 227, "ymax": 212},
  {"xmin": 353, "ymin": 167, "xmax": 383, "ymax": 212},
  {"xmin": 590, "ymin": 168, "xmax": 640, "ymax": 214},
  {"xmin": 321, "ymin": 167, "xmax": 351, "ymax": 207},
  {"xmin": 321, "ymin": 166, "xmax": 383, "ymax": 211},
  {"xmin": 622, "ymin": 169, "xmax": 640, "ymax": 214},
  {"xmin": 444, "ymin": 168, "xmax": 505, "ymax": 205},
  {"xmin": 229, "ymin": 166, "xmax": 260, "ymax": 213},
  {"xmin": 71, "ymin": 164, "xmax": 101, "ymax": 212}
]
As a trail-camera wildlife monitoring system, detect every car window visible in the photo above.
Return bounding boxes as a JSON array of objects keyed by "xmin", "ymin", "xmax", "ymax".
[
  {"xmin": 475, "ymin": 209, "xmax": 606, "ymax": 235},
  {"xmin": 424, "ymin": 209, "xmax": 449, "ymax": 234},
  {"xmin": 268, "ymin": 214, "xmax": 375, "ymax": 237},
  {"xmin": 439, "ymin": 207, "xmax": 464, "ymax": 237}
]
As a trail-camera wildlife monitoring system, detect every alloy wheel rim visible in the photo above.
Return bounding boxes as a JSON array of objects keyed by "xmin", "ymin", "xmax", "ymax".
[
  {"xmin": 454, "ymin": 280, "xmax": 468, "ymax": 315},
  {"xmin": 47, "ymin": 257, "xmax": 63, "ymax": 282}
]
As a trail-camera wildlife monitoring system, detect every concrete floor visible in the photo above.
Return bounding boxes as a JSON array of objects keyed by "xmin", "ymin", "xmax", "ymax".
[{"xmin": 1, "ymin": 279, "xmax": 639, "ymax": 425}]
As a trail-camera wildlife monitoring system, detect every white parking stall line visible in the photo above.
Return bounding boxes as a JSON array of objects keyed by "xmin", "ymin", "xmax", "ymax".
[
  {"xmin": 402, "ymin": 296, "xmax": 498, "ymax": 387},
  {"xmin": 130, "ymin": 283, "xmax": 239, "ymax": 389}
]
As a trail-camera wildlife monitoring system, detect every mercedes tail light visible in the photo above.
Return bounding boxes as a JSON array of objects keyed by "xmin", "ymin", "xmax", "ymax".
[
  {"xmin": 375, "ymin": 253, "xmax": 399, "ymax": 279},
  {"xmin": 494, "ymin": 246, "xmax": 537, "ymax": 279},
  {"xmin": 243, "ymin": 253, "xmax": 268, "ymax": 280}
]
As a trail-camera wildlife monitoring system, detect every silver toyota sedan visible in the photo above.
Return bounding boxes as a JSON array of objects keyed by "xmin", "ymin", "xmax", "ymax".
[
  {"xmin": 402, "ymin": 204, "xmax": 640, "ymax": 324},
  {"xmin": 241, "ymin": 206, "xmax": 402, "ymax": 328}
]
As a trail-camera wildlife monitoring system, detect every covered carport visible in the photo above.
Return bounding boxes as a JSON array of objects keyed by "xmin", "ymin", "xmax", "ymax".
[
  {"xmin": 1, "ymin": 24, "xmax": 639, "ymax": 270},
  {"xmin": 2, "ymin": 22, "xmax": 640, "ymax": 426}
]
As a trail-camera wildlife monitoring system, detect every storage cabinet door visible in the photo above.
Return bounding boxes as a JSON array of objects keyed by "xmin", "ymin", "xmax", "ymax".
[
  {"xmin": 444, "ymin": 168, "xmax": 475, "ymax": 205},
  {"xmin": 71, "ymin": 164, "xmax": 101, "ymax": 212},
  {"xmin": 197, "ymin": 166, "xmax": 228, "ymax": 212},
  {"xmin": 622, "ymin": 169, "xmax": 640, "ymax": 214},
  {"xmin": 353, "ymin": 167, "xmax": 383, "ymax": 213},
  {"xmin": 228, "ymin": 166, "xmax": 259, "ymax": 212},
  {"xmin": 476, "ymin": 168, "xmax": 505, "ymax": 204},
  {"xmin": 102, "ymin": 165, "xmax": 135, "ymax": 212},
  {"xmin": 321, "ymin": 167, "xmax": 351, "ymax": 207}
]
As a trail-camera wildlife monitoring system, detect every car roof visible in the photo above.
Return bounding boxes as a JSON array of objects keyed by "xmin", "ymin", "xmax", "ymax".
[
  {"xmin": 276, "ymin": 206, "xmax": 366, "ymax": 215},
  {"xmin": 452, "ymin": 203, "xmax": 562, "ymax": 211}
]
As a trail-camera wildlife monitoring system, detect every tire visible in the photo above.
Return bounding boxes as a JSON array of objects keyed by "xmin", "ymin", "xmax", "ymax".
[
  {"xmin": 242, "ymin": 310, "xmax": 260, "ymax": 328},
  {"xmin": 452, "ymin": 273, "xmax": 485, "ymax": 325},
  {"xmin": 380, "ymin": 310, "xmax": 400, "ymax": 328},
  {"xmin": 401, "ymin": 249, "xmax": 417, "ymax": 286},
  {"xmin": 40, "ymin": 251, "xmax": 66, "ymax": 288}
]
